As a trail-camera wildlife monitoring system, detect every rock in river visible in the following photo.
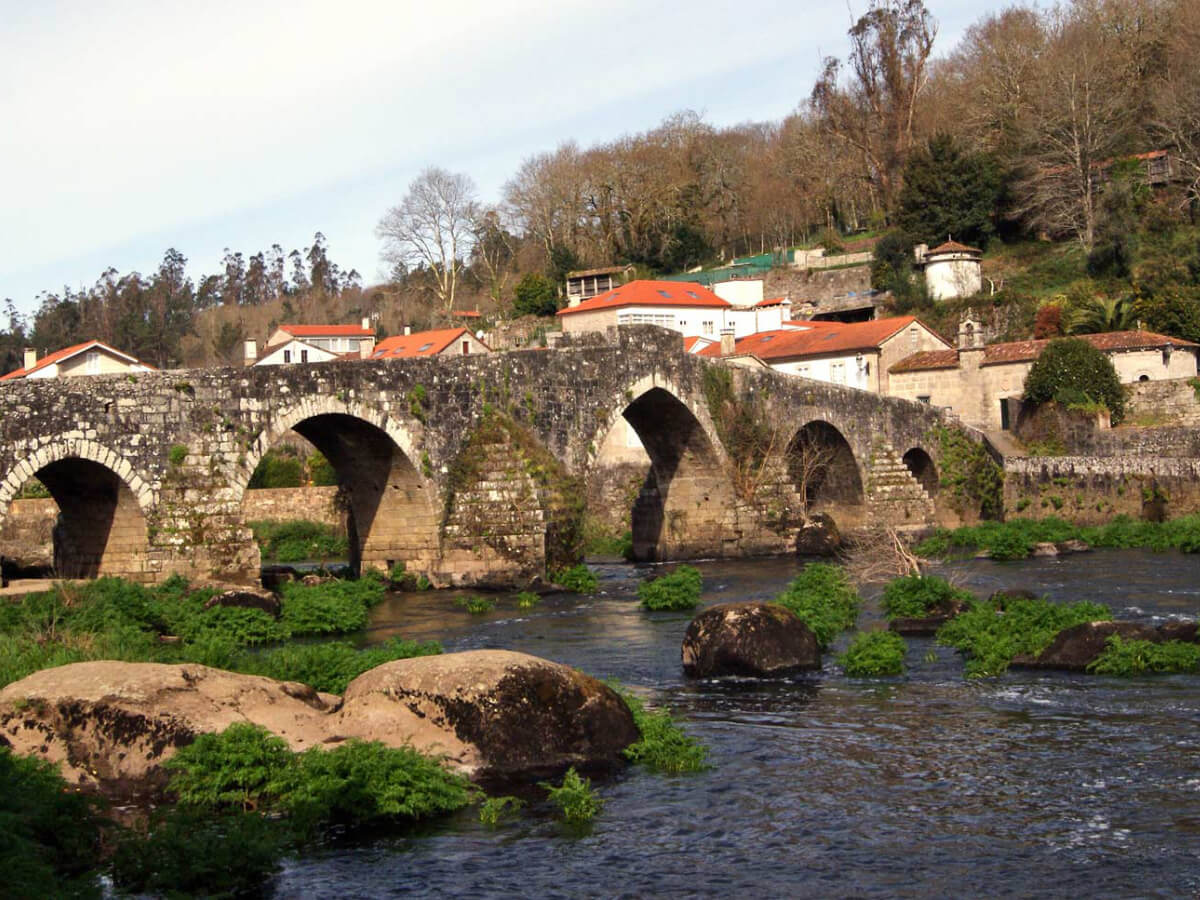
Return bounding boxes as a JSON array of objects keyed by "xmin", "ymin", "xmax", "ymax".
[
  {"xmin": 682, "ymin": 601, "xmax": 820, "ymax": 678},
  {"xmin": 0, "ymin": 661, "xmax": 336, "ymax": 801},
  {"xmin": 331, "ymin": 650, "xmax": 638, "ymax": 780}
]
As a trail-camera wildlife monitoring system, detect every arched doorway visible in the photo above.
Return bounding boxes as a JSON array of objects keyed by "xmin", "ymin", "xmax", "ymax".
[{"xmin": 787, "ymin": 420, "xmax": 864, "ymax": 513}]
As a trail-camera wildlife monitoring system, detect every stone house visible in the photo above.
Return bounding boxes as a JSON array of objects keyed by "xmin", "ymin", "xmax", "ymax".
[
  {"xmin": 0, "ymin": 340, "xmax": 155, "ymax": 381},
  {"xmin": 888, "ymin": 322, "xmax": 1200, "ymax": 430},
  {"xmin": 370, "ymin": 327, "xmax": 491, "ymax": 359},
  {"xmin": 699, "ymin": 316, "xmax": 951, "ymax": 393}
]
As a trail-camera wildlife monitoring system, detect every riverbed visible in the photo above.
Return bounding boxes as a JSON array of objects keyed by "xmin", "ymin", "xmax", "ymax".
[{"xmin": 274, "ymin": 551, "xmax": 1200, "ymax": 898}]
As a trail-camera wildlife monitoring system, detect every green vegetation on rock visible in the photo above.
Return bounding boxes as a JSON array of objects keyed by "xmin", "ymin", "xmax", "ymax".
[
  {"xmin": 772, "ymin": 563, "xmax": 860, "ymax": 648},
  {"xmin": 540, "ymin": 767, "xmax": 602, "ymax": 824},
  {"xmin": 638, "ymin": 565, "xmax": 703, "ymax": 611},
  {"xmin": 458, "ymin": 596, "xmax": 495, "ymax": 614},
  {"xmin": 615, "ymin": 687, "xmax": 709, "ymax": 774},
  {"xmin": 1087, "ymin": 635, "xmax": 1200, "ymax": 675},
  {"xmin": 881, "ymin": 574, "xmax": 974, "ymax": 619},
  {"xmin": 479, "ymin": 795, "xmax": 524, "ymax": 826},
  {"xmin": 554, "ymin": 563, "xmax": 598, "ymax": 594},
  {"xmin": 936, "ymin": 594, "xmax": 1111, "ymax": 677},
  {"xmin": 839, "ymin": 631, "xmax": 907, "ymax": 677}
]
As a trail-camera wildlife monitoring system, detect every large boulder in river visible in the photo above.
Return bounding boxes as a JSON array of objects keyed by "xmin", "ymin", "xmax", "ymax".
[
  {"xmin": 1012, "ymin": 621, "xmax": 1160, "ymax": 671},
  {"xmin": 796, "ymin": 513, "xmax": 841, "ymax": 556},
  {"xmin": 331, "ymin": 650, "xmax": 639, "ymax": 780},
  {"xmin": 0, "ymin": 661, "xmax": 336, "ymax": 801},
  {"xmin": 682, "ymin": 602, "xmax": 820, "ymax": 678}
]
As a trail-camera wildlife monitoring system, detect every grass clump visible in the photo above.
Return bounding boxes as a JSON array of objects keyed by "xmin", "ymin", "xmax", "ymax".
[
  {"xmin": 638, "ymin": 565, "xmax": 703, "ymax": 611},
  {"xmin": 166, "ymin": 723, "xmax": 473, "ymax": 830},
  {"xmin": 839, "ymin": 631, "xmax": 907, "ymax": 676},
  {"xmin": 772, "ymin": 563, "xmax": 860, "ymax": 648},
  {"xmin": 881, "ymin": 574, "xmax": 974, "ymax": 619},
  {"xmin": 249, "ymin": 519, "xmax": 349, "ymax": 563},
  {"xmin": 515, "ymin": 591, "xmax": 541, "ymax": 609},
  {"xmin": 1087, "ymin": 635, "xmax": 1200, "ymax": 675},
  {"xmin": 458, "ymin": 596, "xmax": 494, "ymax": 615},
  {"xmin": 617, "ymin": 689, "xmax": 708, "ymax": 774},
  {"xmin": 540, "ymin": 767, "xmax": 602, "ymax": 824},
  {"xmin": 479, "ymin": 795, "xmax": 524, "ymax": 826},
  {"xmin": 0, "ymin": 746, "xmax": 104, "ymax": 898},
  {"xmin": 553, "ymin": 564, "xmax": 599, "ymax": 593},
  {"xmin": 936, "ymin": 594, "xmax": 1111, "ymax": 677}
]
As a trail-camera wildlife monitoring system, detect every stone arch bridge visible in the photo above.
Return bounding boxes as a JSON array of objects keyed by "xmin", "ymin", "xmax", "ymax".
[{"xmin": 0, "ymin": 328, "xmax": 961, "ymax": 587}]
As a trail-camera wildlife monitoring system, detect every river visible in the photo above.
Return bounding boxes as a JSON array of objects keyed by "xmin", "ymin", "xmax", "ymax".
[{"xmin": 273, "ymin": 551, "xmax": 1200, "ymax": 898}]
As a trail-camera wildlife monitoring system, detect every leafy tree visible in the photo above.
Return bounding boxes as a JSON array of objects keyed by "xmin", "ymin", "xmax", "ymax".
[
  {"xmin": 1023, "ymin": 337, "xmax": 1125, "ymax": 423},
  {"xmin": 512, "ymin": 273, "xmax": 558, "ymax": 317},
  {"xmin": 1132, "ymin": 284, "xmax": 1200, "ymax": 344},
  {"xmin": 897, "ymin": 134, "xmax": 1002, "ymax": 247},
  {"xmin": 871, "ymin": 229, "xmax": 929, "ymax": 311}
]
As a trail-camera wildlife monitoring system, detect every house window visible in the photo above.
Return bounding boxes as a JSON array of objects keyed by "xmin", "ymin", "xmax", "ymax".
[
  {"xmin": 917, "ymin": 395, "xmax": 931, "ymax": 404},
  {"xmin": 418, "ymin": 342, "xmax": 434, "ymax": 352},
  {"xmin": 831, "ymin": 362, "xmax": 846, "ymax": 384},
  {"xmin": 301, "ymin": 349, "xmax": 308, "ymax": 363},
  {"xmin": 86, "ymin": 351, "xmax": 100, "ymax": 374},
  {"xmin": 283, "ymin": 350, "xmax": 291, "ymax": 363},
  {"xmin": 462, "ymin": 341, "xmax": 470, "ymax": 355},
  {"xmin": 909, "ymin": 327, "xmax": 919, "ymax": 349},
  {"xmin": 703, "ymin": 321, "xmax": 714, "ymax": 335}
]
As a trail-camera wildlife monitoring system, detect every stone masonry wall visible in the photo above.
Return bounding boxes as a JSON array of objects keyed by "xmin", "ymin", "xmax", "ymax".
[
  {"xmin": 1125, "ymin": 378, "xmax": 1200, "ymax": 426},
  {"xmin": 241, "ymin": 487, "xmax": 343, "ymax": 527}
]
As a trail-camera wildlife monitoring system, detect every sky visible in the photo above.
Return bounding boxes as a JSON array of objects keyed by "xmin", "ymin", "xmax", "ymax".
[{"xmin": 0, "ymin": 0, "xmax": 1010, "ymax": 318}]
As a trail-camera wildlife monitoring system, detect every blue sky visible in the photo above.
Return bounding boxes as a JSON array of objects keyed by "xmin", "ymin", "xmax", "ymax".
[{"xmin": 0, "ymin": 0, "xmax": 1008, "ymax": 318}]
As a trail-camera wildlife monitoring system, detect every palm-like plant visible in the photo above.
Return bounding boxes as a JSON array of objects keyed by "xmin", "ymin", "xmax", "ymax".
[{"xmin": 1070, "ymin": 295, "xmax": 1135, "ymax": 334}]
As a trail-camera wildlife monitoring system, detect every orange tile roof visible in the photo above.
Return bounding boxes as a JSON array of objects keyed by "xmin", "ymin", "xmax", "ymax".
[
  {"xmin": 452, "ymin": 310, "xmax": 483, "ymax": 318},
  {"xmin": 556, "ymin": 280, "xmax": 729, "ymax": 316},
  {"xmin": 682, "ymin": 336, "xmax": 716, "ymax": 353},
  {"xmin": 370, "ymin": 328, "xmax": 476, "ymax": 359},
  {"xmin": 755, "ymin": 297, "xmax": 788, "ymax": 308},
  {"xmin": 699, "ymin": 316, "xmax": 941, "ymax": 361},
  {"xmin": 0, "ymin": 340, "xmax": 153, "ymax": 381},
  {"xmin": 890, "ymin": 330, "xmax": 1199, "ymax": 373},
  {"xmin": 280, "ymin": 323, "xmax": 374, "ymax": 338}
]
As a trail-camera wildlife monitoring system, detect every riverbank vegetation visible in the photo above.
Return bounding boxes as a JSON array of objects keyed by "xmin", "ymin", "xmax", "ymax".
[
  {"xmin": 1088, "ymin": 635, "xmax": 1200, "ymax": 675},
  {"xmin": 839, "ymin": 631, "xmax": 907, "ymax": 677},
  {"xmin": 881, "ymin": 574, "xmax": 973, "ymax": 620},
  {"xmin": 616, "ymin": 687, "xmax": 709, "ymax": 774},
  {"xmin": 915, "ymin": 515, "xmax": 1200, "ymax": 561},
  {"xmin": 638, "ymin": 565, "xmax": 703, "ymax": 612},
  {"xmin": 249, "ymin": 519, "xmax": 348, "ymax": 563},
  {"xmin": 772, "ymin": 563, "xmax": 860, "ymax": 648}
]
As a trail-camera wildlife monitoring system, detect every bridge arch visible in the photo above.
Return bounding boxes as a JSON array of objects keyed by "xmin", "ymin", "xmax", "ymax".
[
  {"xmin": 588, "ymin": 374, "xmax": 737, "ymax": 561},
  {"xmin": 238, "ymin": 396, "xmax": 437, "ymax": 576},
  {"xmin": 0, "ymin": 439, "xmax": 152, "ymax": 579},
  {"xmin": 787, "ymin": 420, "xmax": 865, "ymax": 517},
  {"xmin": 901, "ymin": 447, "xmax": 939, "ymax": 496}
]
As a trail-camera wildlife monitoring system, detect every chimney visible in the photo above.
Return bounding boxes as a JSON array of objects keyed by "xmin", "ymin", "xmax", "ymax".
[
  {"xmin": 360, "ymin": 335, "xmax": 375, "ymax": 358},
  {"xmin": 23, "ymin": 347, "xmax": 36, "ymax": 370},
  {"xmin": 361, "ymin": 316, "xmax": 371, "ymax": 331},
  {"xmin": 403, "ymin": 325, "xmax": 412, "ymax": 336},
  {"xmin": 720, "ymin": 328, "xmax": 736, "ymax": 357},
  {"xmin": 243, "ymin": 340, "xmax": 258, "ymax": 366}
]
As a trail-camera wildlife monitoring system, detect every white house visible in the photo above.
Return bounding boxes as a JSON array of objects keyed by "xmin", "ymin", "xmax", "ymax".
[
  {"xmin": 1, "ymin": 340, "xmax": 155, "ymax": 381},
  {"xmin": 916, "ymin": 240, "xmax": 983, "ymax": 301},
  {"xmin": 700, "ymin": 316, "xmax": 951, "ymax": 393},
  {"xmin": 264, "ymin": 319, "xmax": 376, "ymax": 356},
  {"xmin": 253, "ymin": 338, "xmax": 346, "ymax": 367}
]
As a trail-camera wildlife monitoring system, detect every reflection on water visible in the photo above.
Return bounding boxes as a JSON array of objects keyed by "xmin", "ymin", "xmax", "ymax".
[{"xmin": 278, "ymin": 551, "xmax": 1200, "ymax": 898}]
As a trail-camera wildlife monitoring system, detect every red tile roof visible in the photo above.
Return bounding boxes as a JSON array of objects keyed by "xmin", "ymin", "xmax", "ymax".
[
  {"xmin": 682, "ymin": 336, "xmax": 715, "ymax": 353},
  {"xmin": 452, "ymin": 310, "xmax": 483, "ymax": 318},
  {"xmin": 279, "ymin": 323, "xmax": 374, "ymax": 338},
  {"xmin": 890, "ymin": 330, "xmax": 1199, "ymax": 373},
  {"xmin": 699, "ymin": 317, "xmax": 943, "ymax": 361},
  {"xmin": 755, "ymin": 297, "xmax": 788, "ymax": 308},
  {"xmin": 0, "ymin": 340, "xmax": 152, "ymax": 381},
  {"xmin": 556, "ymin": 280, "xmax": 729, "ymax": 316},
  {"xmin": 370, "ymin": 328, "xmax": 478, "ymax": 359}
]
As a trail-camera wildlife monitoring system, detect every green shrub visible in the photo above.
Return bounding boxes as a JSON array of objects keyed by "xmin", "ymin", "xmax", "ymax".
[
  {"xmin": 479, "ymin": 795, "xmax": 524, "ymax": 826},
  {"xmin": 936, "ymin": 594, "xmax": 1111, "ymax": 677},
  {"xmin": 109, "ymin": 808, "xmax": 285, "ymax": 898},
  {"xmin": 540, "ymin": 767, "xmax": 602, "ymax": 824},
  {"xmin": 988, "ymin": 530, "xmax": 1034, "ymax": 560},
  {"xmin": 1023, "ymin": 337, "xmax": 1125, "ymax": 424},
  {"xmin": 881, "ymin": 574, "xmax": 973, "ymax": 619},
  {"xmin": 553, "ymin": 564, "xmax": 598, "ymax": 593},
  {"xmin": 772, "ymin": 563, "xmax": 860, "ymax": 648},
  {"xmin": 307, "ymin": 450, "xmax": 338, "ymax": 486},
  {"xmin": 279, "ymin": 576, "xmax": 385, "ymax": 636},
  {"xmin": 638, "ymin": 565, "xmax": 703, "ymax": 611},
  {"xmin": 915, "ymin": 515, "xmax": 1200, "ymax": 560},
  {"xmin": 247, "ymin": 448, "xmax": 304, "ymax": 488},
  {"xmin": 1087, "ymin": 635, "xmax": 1200, "ymax": 675},
  {"xmin": 458, "ymin": 596, "xmax": 494, "ymax": 615},
  {"xmin": 168, "ymin": 443, "xmax": 188, "ymax": 467},
  {"xmin": 166, "ymin": 722, "xmax": 292, "ymax": 812},
  {"xmin": 839, "ymin": 631, "xmax": 907, "ymax": 676},
  {"xmin": 617, "ymin": 689, "xmax": 708, "ymax": 774},
  {"xmin": 515, "ymin": 591, "xmax": 541, "ymax": 609},
  {"xmin": 246, "ymin": 638, "xmax": 442, "ymax": 694},
  {"xmin": 249, "ymin": 519, "xmax": 348, "ymax": 563},
  {"xmin": 0, "ymin": 747, "xmax": 104, "ymax": 898}
]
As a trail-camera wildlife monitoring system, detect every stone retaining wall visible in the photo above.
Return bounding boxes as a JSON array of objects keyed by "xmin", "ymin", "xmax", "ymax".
[
  {"xmin": 240, "ymin": 486, "xmax": 343, "ymax": 527},
  {"xmin": 1125, "ymin": 378, "xmax": 1200, "ymax": 426}
]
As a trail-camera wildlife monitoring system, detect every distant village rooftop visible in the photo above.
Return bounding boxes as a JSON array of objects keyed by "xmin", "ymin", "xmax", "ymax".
[
  {"xmin": 370, "ymin": 327, "xmax": 489, "ymax": 359},
  {"xmin": 0, "ymin": 340, "xmax": 155, "ymax": 381},
  {"xmin": 557, "ymin": 280, "xmax": 730, "ymax": 317}
]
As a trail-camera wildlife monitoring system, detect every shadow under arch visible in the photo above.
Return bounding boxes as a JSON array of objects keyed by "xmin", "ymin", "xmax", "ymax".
[
  {"xmin": 238, "ymin": 403, "xmax": 436, "ymax": 577},
  {"xmin": 0, "ymin": 442, "xmax": 151, "ymax": 580},
  {"xmin": 901, "ymin": 447, "xmax": 939, "ymax": 496},
  {"xmin": 610, "ymin": 384, "xmax": 736, "ymax": 561},
  {"xmin": 787, "ymin": 420, "xmax": 864, "ymax": 514}
]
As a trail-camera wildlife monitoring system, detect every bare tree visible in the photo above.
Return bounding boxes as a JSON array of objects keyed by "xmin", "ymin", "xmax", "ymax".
[
  {"xmin": 1152, "ymin": 0, "xmax": 1200, "ymax": 210},
  {"xmin": 842, "ymin": 525, "xmax": 925, "ymax": 586},
  {"xmin": 377, "ymin": 167, "xmax": 479, "ymax": 315}
]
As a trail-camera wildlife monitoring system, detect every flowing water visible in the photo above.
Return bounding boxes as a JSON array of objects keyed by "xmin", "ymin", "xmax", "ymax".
[{"xmin": 275, "ymin": 551, "xmax": 1200, "ymax": 898}]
